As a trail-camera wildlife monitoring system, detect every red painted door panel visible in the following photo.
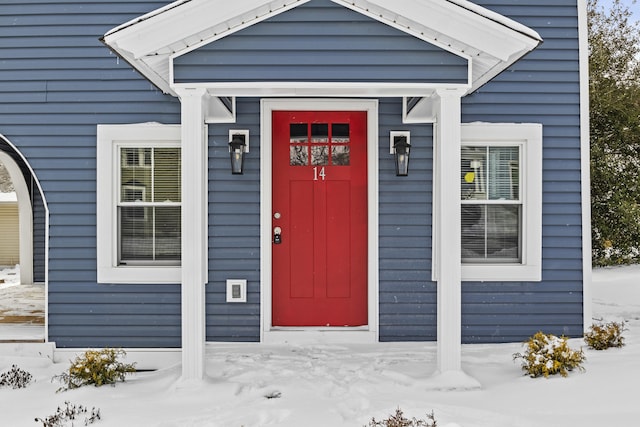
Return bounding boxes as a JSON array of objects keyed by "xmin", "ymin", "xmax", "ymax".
[{"xmin": 272, "ymin": 111, "xmax": 368, "ymax": 326}]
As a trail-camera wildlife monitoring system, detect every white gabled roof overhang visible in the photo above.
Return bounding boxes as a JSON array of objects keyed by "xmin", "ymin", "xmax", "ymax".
[{"xmin": 101, "ymin": 0, "xmax": 542, "ymax": 122}]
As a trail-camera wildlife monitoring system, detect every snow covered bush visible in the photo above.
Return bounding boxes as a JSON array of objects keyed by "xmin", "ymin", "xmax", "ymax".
[
  {"xmin": 35, "ymin": 401, "xmax": 101, "ymax": 426},
  {"xmin": 584, "ymin": 320, "xmax": 626, "ymax": 350},
  {"xmin": 0, "ymin": 364, "xmax": 33, "ymax": 389},
  {"xmin": 366, "ymin": 408, "xmax": 437, "ymax": 427},
  {"xmin": 513, "ymin": 332, "xmax": 585, "ymax": 378},
  {"xmin": 54, "ymin": 348, "xmax": 136, "ymax": 391}
]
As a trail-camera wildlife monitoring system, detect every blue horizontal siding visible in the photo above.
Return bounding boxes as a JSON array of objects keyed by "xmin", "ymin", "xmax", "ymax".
[
  {"xmin": 206, "ymin": 97, "xmax": 262, "ymax": 342},
  {"xmin": 0, "ymin": 0, "xmax": 182, "ymax": 348},
  {"xmin": 174, "ymin": 0, "xmax": 467, "ymax": 84},
  {"xmin": 378, "ymin": 96, "xmax": 436, "ymax": 341},
  {"xmin": 381, "ymin": 0, "xmax": 583, "ymax": 343}
]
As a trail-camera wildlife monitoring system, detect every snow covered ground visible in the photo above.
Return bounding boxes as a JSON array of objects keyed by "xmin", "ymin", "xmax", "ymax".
[
  {"xmin": 0, "ymin": 264, "xmax": 20, "ymax": 287},
  {"xmin": 0, "ymin": 265, "xmax": 45, "ymax": 341},
  {"xmin": 1, "ymin": 265, "xmax": 639, "ymax": 426}
]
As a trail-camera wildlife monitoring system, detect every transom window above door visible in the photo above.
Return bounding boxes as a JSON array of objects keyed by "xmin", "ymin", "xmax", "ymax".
[{"xmin": 289, "ymin": 122, "xmax": 351, "ymax": 166}]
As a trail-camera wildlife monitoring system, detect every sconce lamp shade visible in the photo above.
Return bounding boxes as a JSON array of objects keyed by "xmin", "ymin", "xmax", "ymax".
[
  {"xmin": 229, "ymin": 136, "xmax": 246, "ymax": 175},
  {"xmin": 393, "ymin": 136, "xmax": 411, "ymax": 176}
]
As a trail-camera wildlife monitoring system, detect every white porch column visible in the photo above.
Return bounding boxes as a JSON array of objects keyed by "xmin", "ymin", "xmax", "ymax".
[
  {"xmin": 432, "ymin": 88, "xmax": 480, "ymax": 389},
  {"xmin": 177, "ymin": 87, "xmax": 208, "ymax": 382}
]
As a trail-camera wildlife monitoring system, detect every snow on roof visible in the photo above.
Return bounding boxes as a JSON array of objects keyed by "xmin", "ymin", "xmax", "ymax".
[{"xmin": 0, "ymin": 192, "xmax": 17, "ymax": 203}]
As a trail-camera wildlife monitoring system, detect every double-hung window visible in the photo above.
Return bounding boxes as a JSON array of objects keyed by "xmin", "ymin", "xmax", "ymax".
[
  {"xmin": 97, "ymin": 124, "xmax": 182, "ymax": 284},
  {"xmin": 460, "ymin": 123, "xmax": 542, "ymax": 282},
  {"xmin": 461, "ymin": 145, "xmax": 521, "ymax": 262},
  {"xmin": 118, "ymin": 146, "xmax": 181, "ymax": 265}
]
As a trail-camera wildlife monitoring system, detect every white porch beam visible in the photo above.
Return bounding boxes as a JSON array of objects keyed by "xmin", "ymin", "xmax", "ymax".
[
  {"xmin": 177, "ymin": 87, "xmax": 208, "ymax": 382},
  {"xmin": 431, "ymin": 88, "xmax": 480, "ymax": 389},
  {"xmin": 173, "ymin": 82, "xmax": 466, "ymax": 98}
]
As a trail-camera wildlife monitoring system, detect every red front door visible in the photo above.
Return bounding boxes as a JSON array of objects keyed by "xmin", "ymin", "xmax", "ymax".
[{"xmin": 272, "ymin": 111, "xmax": 368, "ymax": 326}]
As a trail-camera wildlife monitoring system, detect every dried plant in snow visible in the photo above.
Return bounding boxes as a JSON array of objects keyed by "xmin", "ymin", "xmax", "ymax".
[
  {"xmin": 0, "ymin": 364, "xmax": 33, "ymax": 389},
  {"xmin": 34, "ymin": 401, "xmax": 100, "ymax": 426},
  {"xmin": 366, "ymin": 407, "xmax": 437, "ymax": 427}
]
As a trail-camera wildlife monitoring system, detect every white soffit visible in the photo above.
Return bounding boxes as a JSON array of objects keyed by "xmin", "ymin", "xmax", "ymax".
[{"xmin": 101, "ymin": 0, "xmax": 542, "ymax": 97}]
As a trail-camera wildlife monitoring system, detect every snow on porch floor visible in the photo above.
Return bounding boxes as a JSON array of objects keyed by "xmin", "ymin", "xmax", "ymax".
[{"xmin": 0, "ymin": 265, "xmax": 45, "ymax": 342}]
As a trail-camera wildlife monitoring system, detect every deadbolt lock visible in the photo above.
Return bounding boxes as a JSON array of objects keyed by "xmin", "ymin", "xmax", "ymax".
[{"xmin": 273, "ymin": 226, "xmax": 282, "ymax": 244}]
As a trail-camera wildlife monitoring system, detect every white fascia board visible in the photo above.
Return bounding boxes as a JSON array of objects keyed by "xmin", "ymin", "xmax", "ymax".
[
  {"xmin": 333, "ymin": 0, "xmax": 468, "ymax": 60},
  {"xmin": 446, "ymin": 0, "xmax": 542, "ymax": 41},
  {"xmin": 104, "ymin": 0, "xmax": 279, "ymax": 59},
  {"xmin": 338, "ymin": 0, "xmax": 541, "ymax": 61},
  {"xmin": 170, "ymin": 0, "xmax": 312, "ymax": 61},
  {"xmin": 335, "ymin": 0, "xmax": 541, "ymax": 92},
  {"xmin": 104, "ymin": 0, "xmax": 309, "ymax": 62},
  {"xmin": 103, "ymin": 0, "xmax": 190, "ymax": 39},
  {"xmin": 103, "ymin": 0, "xmax": 310, "ymax": 95}
]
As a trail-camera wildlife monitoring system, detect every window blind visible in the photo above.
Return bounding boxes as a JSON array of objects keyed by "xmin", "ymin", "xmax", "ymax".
[
  {"xmin": 461, "ymin": 146, "xmax": 521, "ymax": 262},
  {"xmin": 118, "ymin": 147, "xmax": 181, "ymax": 265}
]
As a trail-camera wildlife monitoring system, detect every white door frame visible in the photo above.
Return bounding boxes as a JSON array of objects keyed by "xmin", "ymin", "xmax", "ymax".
[{"xmin": 260, "ymin": 98, "xmax": 379, "ymax": 343}]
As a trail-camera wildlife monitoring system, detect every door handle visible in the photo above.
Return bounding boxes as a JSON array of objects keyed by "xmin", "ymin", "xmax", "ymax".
[{"xmin": 273, "ymin": 226, "xmax": 282, "ymax": 244}]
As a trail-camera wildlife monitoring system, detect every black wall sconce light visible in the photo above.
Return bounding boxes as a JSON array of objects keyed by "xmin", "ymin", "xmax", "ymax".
[
  {"xmin": 228, "ymin": 130, "xmax": 249, "ymax": 175},
  {"xmin": 390, "ymin": 131, "xmax": 411, "ymax": 176}
]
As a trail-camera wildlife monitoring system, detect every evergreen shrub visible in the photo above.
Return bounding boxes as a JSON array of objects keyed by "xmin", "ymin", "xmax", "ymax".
[
  {"xmin": 54, "ymin": 348, "xmax": 136, "ymax": 391},
  {"xmin": 584, "ymin": 320, "xmax": 626, "ymax": 350},
  {"xmin": 513, "ymin": 331, "xmax": 585, "ymax": 378}
]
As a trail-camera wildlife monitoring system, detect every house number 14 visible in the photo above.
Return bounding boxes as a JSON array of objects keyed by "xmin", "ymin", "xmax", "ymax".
[{"xmin": 313, "ymin": 166, "xmax": 326, "ymax": 181}]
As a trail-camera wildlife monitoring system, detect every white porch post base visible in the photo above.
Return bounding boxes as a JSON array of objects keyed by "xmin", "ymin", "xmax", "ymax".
[
  {"xmin": 427, "ymin": 369, "xmax": 481, "ymax": 391},
  {"xmin": 431, "ymin": 88, "xmax": 480, "ymax": 390},
  {"xmin": 177, "ymin": 87, "xmax": 208, "ymax": 382}
]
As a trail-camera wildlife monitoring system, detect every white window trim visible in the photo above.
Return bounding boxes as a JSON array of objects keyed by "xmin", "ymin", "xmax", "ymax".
[
  {"xmin": 459, "ymin": 123, "xmax": 542, "ymax": 282},
  {"xmin": 97, "ymin": 123, "xmax": 181, "ymax": 284}
]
